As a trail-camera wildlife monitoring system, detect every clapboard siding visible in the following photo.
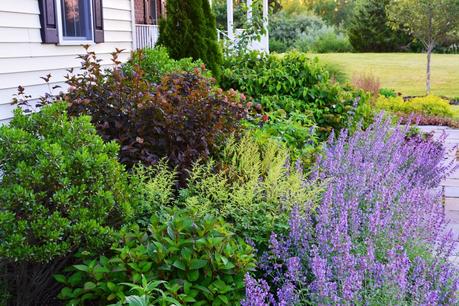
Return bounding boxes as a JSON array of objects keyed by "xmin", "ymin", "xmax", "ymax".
[{"xmin": 0, "ymin": 0, "xmax": 134, "ymax": 121}]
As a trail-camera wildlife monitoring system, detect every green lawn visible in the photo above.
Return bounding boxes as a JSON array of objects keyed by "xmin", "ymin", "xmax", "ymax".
[{"xmin": 311, "ymin": 53, "xmax": 459, "ymax": 98}]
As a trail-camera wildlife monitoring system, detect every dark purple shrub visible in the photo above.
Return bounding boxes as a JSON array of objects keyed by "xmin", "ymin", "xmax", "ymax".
[{"xmin": 243, "ymin": 115, "xmax": 458, "ymax": 305}]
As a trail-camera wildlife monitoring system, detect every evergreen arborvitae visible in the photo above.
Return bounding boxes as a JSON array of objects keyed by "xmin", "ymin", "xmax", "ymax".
[
  {"xmin": 348, "ymin": 0, "xmax": 411, "ymax": 52},
  {"xmin": 158, "ymin": 0, "xmax": 223, "ymax": 79}
]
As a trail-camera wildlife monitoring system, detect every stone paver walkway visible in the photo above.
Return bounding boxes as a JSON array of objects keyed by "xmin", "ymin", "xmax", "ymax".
[{"xmin": 418, "ymin": 126, "xmax": 459, "ymax": 264}]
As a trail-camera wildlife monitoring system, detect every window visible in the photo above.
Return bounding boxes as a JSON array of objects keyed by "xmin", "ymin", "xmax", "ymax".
[
  {"xmin": 39, "ymin": 0, "xmax": 104, "ymax": 44},
  {"xmin": 150, "ymin": 0, "xmax": 159, "ymax": 25},
  {"xmin": 60, "ymin": 0, "xmax": 93, "ymax": 41}
]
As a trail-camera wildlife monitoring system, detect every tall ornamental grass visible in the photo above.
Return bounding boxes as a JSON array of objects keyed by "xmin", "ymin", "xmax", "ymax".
[{"xmin": 243, "ymin": 115, "xmax": 458, "ymax": 305}]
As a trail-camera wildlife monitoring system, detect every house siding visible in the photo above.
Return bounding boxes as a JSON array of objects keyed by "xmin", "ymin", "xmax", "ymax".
[{"xmin": 0, "ymin": 0, "xmax": 135, "ymax": 122}]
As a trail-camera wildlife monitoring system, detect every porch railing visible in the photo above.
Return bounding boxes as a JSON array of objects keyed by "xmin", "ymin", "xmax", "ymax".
[{"xmin": 135, "ymin": 24, "xmax": 159, "ymax": 49}]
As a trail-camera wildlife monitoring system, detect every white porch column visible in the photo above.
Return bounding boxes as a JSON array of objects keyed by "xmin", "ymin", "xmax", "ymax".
[
  {"xmin": 247, "ymin": 0, "xmax": 253, "ymax": 24},
  {"xmin": 227, "ymin": 0, "xmax": 234, "ymax": 40},
  {"xmin": 263, "ymin": 0, "xmax": 269, "ymax": 52}
]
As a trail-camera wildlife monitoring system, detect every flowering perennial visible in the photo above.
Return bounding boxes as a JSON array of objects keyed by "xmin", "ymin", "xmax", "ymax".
[{"xmin": 243, "ymin": 115, "xmax": 458, "ymax": 305}]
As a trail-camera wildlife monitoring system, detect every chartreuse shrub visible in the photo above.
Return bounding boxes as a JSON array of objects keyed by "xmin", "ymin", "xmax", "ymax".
[
  {"xmin": 181, "ymin": 135, "xmax": 321, "ymax": 248},
  {"xmin": 376, "ymin": 95, "xmax": 454, "ymax": 118},
  {"xmin": 125, "ymin": 46, "xmax": 210, "ymax": 84},
  {"xmin": 128, "ymin": 135, "xmax": 321, "ymax": 249},
  {"xmin": 221, "ymin": 51, "xmax": 372, "ymax": 141},
  {"xmin": 0, "ymin": 102, "xmax": 132, "ymax": 304},
  {"xmin": 56, "ymin": 209, "xmax": 256, "ymax": 305}
]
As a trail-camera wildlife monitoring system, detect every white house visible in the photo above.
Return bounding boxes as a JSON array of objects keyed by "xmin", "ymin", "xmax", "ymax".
[
  {"xmin": 0, "ymin": 0, "xmax": 267, "ymax": 123},
  {"xmin": 0, "ymin": 0, "xmax": 138, "ymax": 123}
]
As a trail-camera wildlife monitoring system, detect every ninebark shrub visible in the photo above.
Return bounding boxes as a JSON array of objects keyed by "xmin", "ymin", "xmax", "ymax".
[{"xmin": 63, "ymin": 49, "xmax": 246, "ymax": 182}]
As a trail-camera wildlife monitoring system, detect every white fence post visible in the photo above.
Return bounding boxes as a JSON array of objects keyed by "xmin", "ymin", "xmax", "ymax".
[
  {"xmin": 262, "ymin": 0, "xmax": 269, "ymax": 53},
  {"xmin": 227, "ymin": 0, "xmax": 234, "ymax": 40},
  {"xmin": 247, "ymin": 0, "xmax": 252, "ymax": 24}
]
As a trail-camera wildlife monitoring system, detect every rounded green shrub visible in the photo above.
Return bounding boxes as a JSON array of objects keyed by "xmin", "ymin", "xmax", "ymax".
[
  {"xmin": 0, "ymin": 102, "xmax": 131, "ymax": 262},
  {"xmin": 57, "ymin": 210, "xmax": 256, "ymax": 305},
  {"xmin": 124, "ymin": 46, "xmax": 210, "ymax": 84},
  {"xmin": 221, "ymin": 51, "xmax": 372, "ymax": 140},
  {"xmin": 0, "ymin": 102, "xmax": 132, "ymax": 304}
]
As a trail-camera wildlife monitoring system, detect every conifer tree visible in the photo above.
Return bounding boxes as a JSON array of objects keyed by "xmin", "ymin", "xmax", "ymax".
[
  {"xmin": 158, "ymin": 0, "xmax": 223, "ymax": 79},
  {"xmin": 348, "ymin": 0, "xmax": 410, "ymax": 52}
]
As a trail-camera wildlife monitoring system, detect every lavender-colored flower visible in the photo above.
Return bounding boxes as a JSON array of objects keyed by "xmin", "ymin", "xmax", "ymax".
[{"xmin": 243, "ymin": 114, "xmax": 459, "ymax": 305}]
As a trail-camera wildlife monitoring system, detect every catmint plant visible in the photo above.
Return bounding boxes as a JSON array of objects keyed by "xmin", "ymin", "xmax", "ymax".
[{"xmin": 244, "ymin": 114, "xmax": 458, "ymax": 305}]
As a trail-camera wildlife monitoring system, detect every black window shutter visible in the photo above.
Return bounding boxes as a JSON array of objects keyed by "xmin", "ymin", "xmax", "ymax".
[
  {"xmin": 38, "ymin": 0, "xmax": 59, "ymax": 44},
  {"xmin": 93, "ymin": 0, "xmax": 105, "ymax": 43}
]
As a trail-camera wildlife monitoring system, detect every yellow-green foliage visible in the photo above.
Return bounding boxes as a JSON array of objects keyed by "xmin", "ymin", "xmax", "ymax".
[
  {"xmin": 180, "ymin": 135, "xmax": 322, "ymax": 247},
  {"xmin": 132, "ymin": 135, "xmax": 322, "ymax": 247},
  {"xmin": 130, "ymin": 161, "xmax": 176, "ymax": 220},
  {"xmin": 376, "ymin": 95, "xmax": 453, "ymax": 118}
]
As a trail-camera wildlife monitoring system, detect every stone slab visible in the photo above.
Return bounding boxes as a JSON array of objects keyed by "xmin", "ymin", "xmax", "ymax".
[
  {"xmin": 442, "ymin": 179, "xmax": 459, "ymax": 187},
  {"xmin": 446, "ymin": 210, "xmax": 459, "ymax": 223},
  {"xmin": 443, "ymin": 187, "xmax": 459, "ymax": 198},
  {"xmin": 445, "ymin": 197, "xmax": 459, "ymax": 210}
]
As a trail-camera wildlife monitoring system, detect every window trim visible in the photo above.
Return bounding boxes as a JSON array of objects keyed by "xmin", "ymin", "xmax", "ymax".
[{"xmin": 55, "ymin": 0, "xmax": 95, "ymax": 45}]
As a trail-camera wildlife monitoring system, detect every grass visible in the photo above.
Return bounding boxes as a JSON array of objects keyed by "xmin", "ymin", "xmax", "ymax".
[{"xmin": 311, "ymin": 53, "xmax": 459, "ymax": 98}]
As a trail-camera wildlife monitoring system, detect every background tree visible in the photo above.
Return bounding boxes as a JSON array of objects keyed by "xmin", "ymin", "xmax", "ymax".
[
  {"xmin": 348, "ymin": 0, "xmax": 411, "ymax": 52},
  {"xmin": 387, "ymin": 0, "xmax": 459, "ymax": 94},
  {"xmin": 158, "ymin": 0, "xmax": 223, "ymax": 79}
]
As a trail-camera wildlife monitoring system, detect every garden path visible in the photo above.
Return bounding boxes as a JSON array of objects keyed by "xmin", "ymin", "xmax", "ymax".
[{"xmin": 418, "ymin": 126, "xmax": 459, "ymax": 264}]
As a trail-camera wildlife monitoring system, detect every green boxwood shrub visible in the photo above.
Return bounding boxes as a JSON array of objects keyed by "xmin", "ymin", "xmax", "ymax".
[
  {"xmin": 0, "ymin": 102, "xmax": 132, "ymax": 304},
  {"xmin": 57, "ymin": 210, "xmax": 256, "ymax": 305}
]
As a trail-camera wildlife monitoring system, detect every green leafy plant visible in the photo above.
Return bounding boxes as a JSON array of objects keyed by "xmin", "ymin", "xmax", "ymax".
[
  {"xmin": 0, "ymin": 102, "xmax": 131, "ymax": 304},
  {"xmin": 221, "ymin": 51, "xmax": 371, "ymax": 139},
  {"xmin": 124, "ymin": 46, "xmax": 210, "ymax": 84},
  {"xmin": 376, "ymin": 95, "xmax": 454, "ymax": 118},
  {"xmin": 379, "ymin": 87, "xmax": 397, "ymax": 98},
  {"xmin": 269, "ymin": 11, "xmax": 351, "ymax": 53},
  {"xmin": 56, "ymin": 210, "xmax": 256, "ymax": 305},
  {"xmin": 292, "ymin": 25, "xmax": 353, "ymax": 53}
]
